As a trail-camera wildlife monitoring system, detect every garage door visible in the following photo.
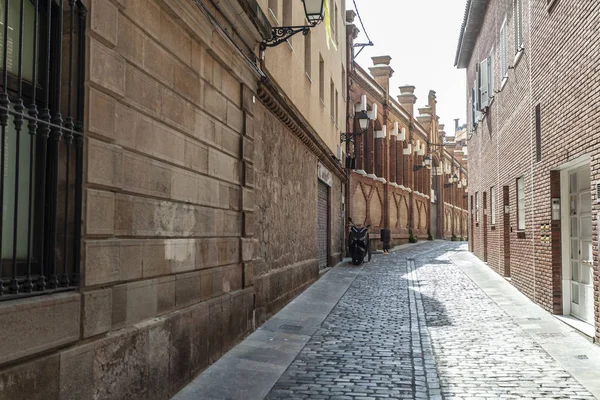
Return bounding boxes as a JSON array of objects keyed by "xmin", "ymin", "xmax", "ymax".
[{"xmin": 317, "ymin": 181, "xmax": 329, "ymax": 269}]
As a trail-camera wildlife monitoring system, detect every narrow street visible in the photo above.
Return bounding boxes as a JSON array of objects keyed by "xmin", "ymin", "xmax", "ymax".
[{"xmin": 174, "ymin": 241, "xmax": 600, "ymax": 400}]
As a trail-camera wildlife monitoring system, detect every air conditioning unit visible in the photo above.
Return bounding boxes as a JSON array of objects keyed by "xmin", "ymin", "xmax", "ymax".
[{"xmin": 596, "ymin": 183, "xmax": 600, "ymax": 203}]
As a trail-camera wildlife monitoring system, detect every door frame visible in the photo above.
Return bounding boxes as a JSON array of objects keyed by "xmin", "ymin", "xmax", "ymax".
[
  {"xmin": 317, "ymin": 179, "xmax": 331, "ymax": 269},
  {"xmin": 502, "ymin": 185, "xmax": 511, "ymax": 277},
  {"xmin": 559, "ymin": 156, "xmax": 591, "ymax": 319}
]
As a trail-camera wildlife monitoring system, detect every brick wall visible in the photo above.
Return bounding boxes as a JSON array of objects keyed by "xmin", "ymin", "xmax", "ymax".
[
  {"xmin": 346, "ymin": 57, "xmax": 468, "ymax": 246},
  {"xmin": 462, "ymin": 0, "xmax": 600, "ymax": 340}
]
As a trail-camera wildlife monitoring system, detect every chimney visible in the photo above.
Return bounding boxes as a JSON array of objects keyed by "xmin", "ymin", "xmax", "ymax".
[
  {"xmin": 369, "ymin": 56, "xmax": 394, "ymax": 94},
  {"xmin": 346, "ymin": 9, "xmax": 357, "ymax": 23},
  {"xmin": 428, "ymin": 90, "xmax": 437, "ymax": 118},
  {"xmin": 454, "ymin": 118, "xmax": 460, "ymax": 134},
  {"xmin": 438, "ymin": 124, "xmax": 446, "ymax": 141},
  {"xmin": 398, "ymin": 85, "xmax": 417, "ymax": 116},
  {"xmin": 417, "ymin": 106, "xmax": 433, "ymax": 133}
]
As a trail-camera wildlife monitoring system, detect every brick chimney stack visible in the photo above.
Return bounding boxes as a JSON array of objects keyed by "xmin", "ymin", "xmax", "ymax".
[
  {"xmin": 428, "ymin": 90, "xmax": 437, "ymax": 119},
  {"xmin": 417, "ymin": 106, "xmax": 433, "ymax": 133},
  {"xmin": 398, "ymin": 85, "xmax": 417, "ymax": 116},
  {"xmin": 369, "ymin": 56, "xmax": 394, "ymax": 95}
]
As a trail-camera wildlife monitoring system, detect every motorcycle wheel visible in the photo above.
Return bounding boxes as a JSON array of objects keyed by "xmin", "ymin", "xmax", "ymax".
[{"xmin": 352, "ymin": 257, "xmax": 362, "ymax": 265}]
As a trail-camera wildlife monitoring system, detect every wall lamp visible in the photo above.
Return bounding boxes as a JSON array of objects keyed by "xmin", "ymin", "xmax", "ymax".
[
  {"xmin": 340, "ymin": 111, "xmax": 370, "ymax": 143},
  {"xmin": 444, "ymin": 173, "xmax": 460, "ymax": 188},
  {"xmin": 413, "ymin": 155, "xmax": 432, "ymax": 171},
  {"xmin": 260, "ymin": 0, "xmax": 325, "ymax": 50}
]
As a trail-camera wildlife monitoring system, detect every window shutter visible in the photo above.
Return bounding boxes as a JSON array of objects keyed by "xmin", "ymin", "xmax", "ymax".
[
  {"xmin": 480, "ymin": 58, "xmax": 489, "ymax": 109},
  {"xmin": 473, "ymin": 80, "xmax": 481, "ymax": 123},
  {"xmin": 500, "ymin": 19, "xmax": 508, "ymax": 77},
  {"xmin": 475, "ymin": 67, "xmax": 481, "ymax": 112},
  {"xmin": 514, "ymin": 0, "xmax": 523, "ymax": 51},
  {"xmin": 488, "ymin": 54, "xmax": 494, "ymax": 101},
  {"xmin": 470, "ymin": 89, "xmax": 475, "ymax": 129}
]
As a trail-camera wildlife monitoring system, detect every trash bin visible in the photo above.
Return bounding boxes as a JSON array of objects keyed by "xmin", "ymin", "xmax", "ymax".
[{"xmin": 380, "ymin": 228, "xmax": 391, "ymax": 253}]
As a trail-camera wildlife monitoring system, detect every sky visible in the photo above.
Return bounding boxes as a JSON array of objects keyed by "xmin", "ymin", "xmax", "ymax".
[{"xmin": 349, "ymin": 0, "xmax": 467, "ymax": 135}]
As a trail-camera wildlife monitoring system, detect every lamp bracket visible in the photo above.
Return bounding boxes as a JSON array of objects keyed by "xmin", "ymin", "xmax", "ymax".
[
  {"xmin": 340, "ymin": 132, "xmax": 363, "ymax": 143},
  {"xmin": 261, "ymin": 24, "xmax": 316, "ymax": 50},
  {"xmin": 353, "ymin": 41, "xmax": 374, "ymax": 59}
]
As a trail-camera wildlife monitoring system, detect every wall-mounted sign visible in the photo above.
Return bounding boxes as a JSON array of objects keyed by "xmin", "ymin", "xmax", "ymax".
[
  {"xmin": 551, "ymin": 198, "xmax": 560, "ymax": 220},
  {"xmin": 318, "ymin": 162, "xmax": 333, "ymax": 187}
]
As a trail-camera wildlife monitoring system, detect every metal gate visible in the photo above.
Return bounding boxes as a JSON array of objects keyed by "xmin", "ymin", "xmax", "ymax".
[{"xmin": 317, "ymin": 181, "xmax": 329, "ymax": 269}]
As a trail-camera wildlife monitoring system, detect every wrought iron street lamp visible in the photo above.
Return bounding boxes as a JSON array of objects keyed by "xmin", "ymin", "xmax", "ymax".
[
  {"xmin": 357, "ymin": 110, "xmax": 369, "ymax": 131},
  {"xmin": 413, "ymin": 154, "xmax": 432, "ymax": 171},
  {"xmin": 260, "ymin": 0, "xmax": 325, "ymax": 50},
  {"xmin": 302, "ymin": 0, "xmax": 326, "ymax": 23},
  {"xmin": 444, "ymin": 173, "xmax": 460, "ymax": 188},
  {"xmin": 340, "ymin": 111, "xmax": 370, "ymax": 143},
  {"xmin": 341, "ymin": 110, "xmax": 372, "ymax": 169}
]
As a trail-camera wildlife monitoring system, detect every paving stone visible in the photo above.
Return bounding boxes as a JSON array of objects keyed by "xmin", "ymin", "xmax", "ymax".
[{"xmin": 265, "ymin": 242, "xmax": 597, "ymax": 400}]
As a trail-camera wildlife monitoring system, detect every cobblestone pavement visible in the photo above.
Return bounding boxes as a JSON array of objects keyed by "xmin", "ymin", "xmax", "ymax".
[{"xmin": 265, "ymin": 241, "xmax": 597, "ymax": 400}]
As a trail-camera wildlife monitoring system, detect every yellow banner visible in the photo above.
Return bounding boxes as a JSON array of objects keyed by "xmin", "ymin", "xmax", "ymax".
[{"xmin": 324, "ymin": 0, "xmax": 337, "ymax": 51}]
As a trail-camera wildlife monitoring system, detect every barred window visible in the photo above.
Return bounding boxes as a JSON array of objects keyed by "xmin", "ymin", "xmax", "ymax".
[{"xmin": 0, "ymin": 0, "xmax": 86, "ymax": 299}]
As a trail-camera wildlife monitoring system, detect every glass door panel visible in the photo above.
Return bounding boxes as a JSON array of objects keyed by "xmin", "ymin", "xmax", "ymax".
[
  {"xmin": 571, "ymin": 261, "xmax": 579, "ymax": 282},
  {"xmin": 571, "ymin": 282, "xmax": 579, "ymax": 304}
]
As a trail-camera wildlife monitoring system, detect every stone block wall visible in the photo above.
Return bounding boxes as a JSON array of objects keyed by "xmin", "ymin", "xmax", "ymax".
[{"xmin": 0, "ymin": 0, "xmax": 344, "ymax": 398}]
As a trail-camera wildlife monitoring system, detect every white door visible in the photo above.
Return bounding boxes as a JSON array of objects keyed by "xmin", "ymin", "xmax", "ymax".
[{"xmin": 568, "ymin": 166, "xmax": 594, "ymax": 324}]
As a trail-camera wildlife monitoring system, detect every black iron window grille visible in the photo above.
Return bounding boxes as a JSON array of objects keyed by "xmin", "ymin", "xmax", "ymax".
[{"xmin": 0, "ymin": 0, "xmax": 86, "ymax": 300}]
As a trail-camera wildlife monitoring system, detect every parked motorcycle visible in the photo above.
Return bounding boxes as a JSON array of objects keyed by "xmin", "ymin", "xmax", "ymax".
[{"xmin": 348, "ymin": 218, "xmax": 371, "ymax": 265}]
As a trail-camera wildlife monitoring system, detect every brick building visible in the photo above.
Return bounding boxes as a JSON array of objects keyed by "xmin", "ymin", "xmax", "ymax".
[
  {"xmin": 0, "ymin": 0, "xmax": 347, "ymax": 398},
  {"xmin": 346, "ymin": 13, "xmax": 468, "ymax": 246},
  {"xmin": 456, "ymin": 0, "xmax": 600, "ymax": 339}
]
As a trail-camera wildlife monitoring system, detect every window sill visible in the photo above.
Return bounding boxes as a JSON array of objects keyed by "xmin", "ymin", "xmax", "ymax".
[
  {"xmin": 285, "ymin": 39, "xmax": 294, "ymax": 51},
  {"xmin": 305, "ymin": 72, "xmax": 312, "ymax": 83},
  {"xmin": 320, "ymin": 99, "xmax": 325, "ymax": 107},
  {"xmin": 513, "ymin": 49, "xmax": 524, "ymax": 69},
  {"xmin": 517, "ymin": 230, "xmax": 526, "ymax": 239},
  {"xmin": 500, "ymin": 76, "xmax": 508, "ymax": 90},
  {"xmin": 547, "ymin": 0, "xmax": 559, "ymax": 12}
]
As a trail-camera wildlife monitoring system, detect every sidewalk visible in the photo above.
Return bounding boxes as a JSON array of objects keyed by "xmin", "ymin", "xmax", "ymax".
[
  {"xmin": 172, "ymin": 240, "xmax": 429, "ymax": 400},
  {"xmin": 450, "ymin": 248, "xmax": 600, "ymax": 397},
  {"xmin": 173, "ymin": 241, "xmax": 600, "ymax": 400}
]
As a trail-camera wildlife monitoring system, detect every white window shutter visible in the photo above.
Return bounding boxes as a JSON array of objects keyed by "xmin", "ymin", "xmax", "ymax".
[
  {"xmin": 475, "ymin": 67, "xmax": 481, "ymax": 112},
  {"xmin": 480, "ymin": 58, "xmax": 489, "ymax": 109},
  {"xmin": 514, "ymin": 0, "xmax": 523, "ymax": 52},
  {"xmin": 488, "ymin": 54, "xmax": 494, "ymax": 101},
  {"xmin": 500, "ymin": 19, "xmax": 508, "ymax": 77},
  {"xmin": 470, "ymin": 90, "xmax": 475, "ymax": 129}
]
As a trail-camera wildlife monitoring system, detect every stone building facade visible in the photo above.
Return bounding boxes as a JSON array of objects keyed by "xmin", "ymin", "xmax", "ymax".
[
  {"xmin": 456, "ymin": 0, "xmax": 600, "ymax": 340},
  {"xmin": 0, "ymin": 0, "xmax": 346, "ymax": 398},
  {"xmin": 346, "ymin": 15, "xmax": 468, "ymax": 246}
]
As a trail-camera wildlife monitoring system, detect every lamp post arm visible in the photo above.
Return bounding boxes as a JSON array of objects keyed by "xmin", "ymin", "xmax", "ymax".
[
  {"xmin": 340, "ymin": 131, "xmax": 365, "ymax": 143},
  {"xmin": 260, "ymin": 26, "xmax": 314, "ymax": 50}
]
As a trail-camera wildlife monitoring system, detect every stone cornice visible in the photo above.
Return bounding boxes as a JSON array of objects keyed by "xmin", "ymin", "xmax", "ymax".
[{"xmin": 257, "ymin": 77, "xmax": 346, "ymax": 180}]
